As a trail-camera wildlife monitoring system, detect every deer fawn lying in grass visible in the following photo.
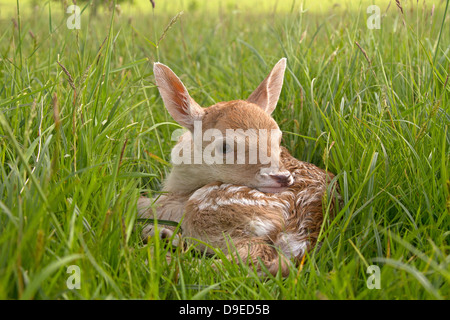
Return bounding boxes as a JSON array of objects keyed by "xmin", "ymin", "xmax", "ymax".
[{"xmin": 138, "ymin": 58, "xmax": 340, "ymax": 276}]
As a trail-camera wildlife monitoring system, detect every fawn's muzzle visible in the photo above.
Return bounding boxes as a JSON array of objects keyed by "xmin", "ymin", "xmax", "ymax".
[
  {"xmin": 269, "ymin": 172, "xmax": 294, "ymax": 187},
  {"xmin": 254, "ymin": 170, "xmax": 293, "ymax": 193}
]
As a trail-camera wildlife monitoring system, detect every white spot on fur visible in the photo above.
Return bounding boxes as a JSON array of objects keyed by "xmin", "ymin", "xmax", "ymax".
[
  {"xmin": 249, "ymin": 217, "xmax": 275, "ymax": 236},
  {"xmin": 189, "ymin": 184, "xmax": 219, "ymax": 202},
  {"xmin": 194, "ymin": 195, "xmax": 268, "ymax": 211},
  {"xmin": 248, "ymin": 189, "xmax": 267, "ymax": 198},
  {"xmin": 217, "ymin": 197, "xmax": 268, "ymax": 207},
  {"xmin": 191, "ymin": 184, "xmax": 292, "ymax": 218},
  {"xmin": 266, "ymin": 200, "xmax": 289, "ymax": 212},
  {"xmin": 296, "ymin": 195, "xmax": 319, "ymax": 207},
  {"xmin": 224, "ymin": 186, "xmax": 246, "ymax": 194},
  {"xmin": 197, "ymin": 199, "xmax": 217, "ymax": 211},
  {"xmin": 276, "ymin": 233, "xmax": 309, "ymax": 258}
]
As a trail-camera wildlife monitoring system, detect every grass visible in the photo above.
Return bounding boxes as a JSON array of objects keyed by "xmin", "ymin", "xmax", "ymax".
[{"xmin": 0, "ymin": 0, "xmax": 449, "ymax": 299}]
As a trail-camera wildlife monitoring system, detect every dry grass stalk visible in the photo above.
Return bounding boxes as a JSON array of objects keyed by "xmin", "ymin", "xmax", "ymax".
[
  {"xmin": 395, "ymin": 0, "xmax": 404, "ymax": 14},
  {"xmin": 355, "ymin": 41, "xmax": 371, "ymax": 66},
  {"xmin": 157, "ymin": 11, "xmax": 184, "ymax": 48},
  {"xmin": 299, "ymin": 29, "xmax": 307, "ymax": 43},
  {"xmin": 355, "ymin": 41, "xmax": 377, "ymax": 78},
  {"xmin": 57, "ymin": 61, "xmax": 76, "ymax": 90},
  {"xmin": 78, "ymin": 64, "xmax": 92, "ymax": 88},
  {"xmin": 444, "ymin": 65, "xmax": 450, "ymax": 90}
]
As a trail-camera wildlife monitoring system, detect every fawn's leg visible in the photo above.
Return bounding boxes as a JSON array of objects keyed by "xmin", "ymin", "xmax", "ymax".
[
  {"xmin": 137, "ymin": 194, "xmax": 189, "ymax": 244},
  {"xmin": 222, "ymin": 238, "xmax": 291, "ymax": 277}
]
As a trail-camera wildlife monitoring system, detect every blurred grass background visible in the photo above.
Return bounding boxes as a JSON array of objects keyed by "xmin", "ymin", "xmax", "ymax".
[{"xmin": 0, "ymin": 0, "xmax": 449, "ymax": 299}]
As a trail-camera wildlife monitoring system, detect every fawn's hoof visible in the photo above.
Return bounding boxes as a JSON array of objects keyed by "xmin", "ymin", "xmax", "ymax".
[{"xmin": 141, "ymin": 224, "xmax": 181, "ymax": 247}]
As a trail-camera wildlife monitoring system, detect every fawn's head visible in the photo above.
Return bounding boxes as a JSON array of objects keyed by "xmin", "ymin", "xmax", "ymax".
[{"xmin": 154, "ymin": 58, "xmax": 293, "ymax": 193}]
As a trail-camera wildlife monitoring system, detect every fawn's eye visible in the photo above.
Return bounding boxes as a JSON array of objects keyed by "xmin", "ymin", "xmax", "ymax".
[{"xmin": 221, "ymin": 142, "xmax": 232, "ymax": 154}]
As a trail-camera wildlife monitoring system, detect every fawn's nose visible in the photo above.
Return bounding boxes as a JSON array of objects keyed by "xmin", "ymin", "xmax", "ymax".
[{"xmin": 269, "ymin": 172, "xmax": 293, "ymax": 186}]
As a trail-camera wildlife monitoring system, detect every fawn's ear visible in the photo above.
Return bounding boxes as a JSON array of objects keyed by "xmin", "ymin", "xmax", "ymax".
[
  {"xmin": 153, "ymin": 62, "xmax": 204, "ymax": 131},
  {"xmin": 247, "ymin": 58, "xmax": 286, "ymax": 115}
]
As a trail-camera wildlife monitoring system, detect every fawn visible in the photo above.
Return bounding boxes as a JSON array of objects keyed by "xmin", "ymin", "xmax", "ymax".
[{"xmin": 138, "ymin": 58, "xmax": 340, "ymax": 276}]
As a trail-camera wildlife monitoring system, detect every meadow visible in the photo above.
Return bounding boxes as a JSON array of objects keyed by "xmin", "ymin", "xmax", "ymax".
[{"xmin": 0, "ymin": 0, "xmax": 449, "ymax": 299}]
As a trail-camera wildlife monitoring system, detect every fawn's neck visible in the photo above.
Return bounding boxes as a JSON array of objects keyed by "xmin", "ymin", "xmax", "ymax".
[{"xmin": 163, "ymin": 164, "xmax": 212, "ymax": 195}]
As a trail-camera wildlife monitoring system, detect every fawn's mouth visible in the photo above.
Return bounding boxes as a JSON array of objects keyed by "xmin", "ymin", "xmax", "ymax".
[{"xmin": 255, "ymin": 174, "xmax": 293, "ymax": 193}]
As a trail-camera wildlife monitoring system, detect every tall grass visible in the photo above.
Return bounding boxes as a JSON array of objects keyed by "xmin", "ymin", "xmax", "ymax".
[{"xmin": 0, "ymin": 0, "xmax": 449, "ymax": 299}]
